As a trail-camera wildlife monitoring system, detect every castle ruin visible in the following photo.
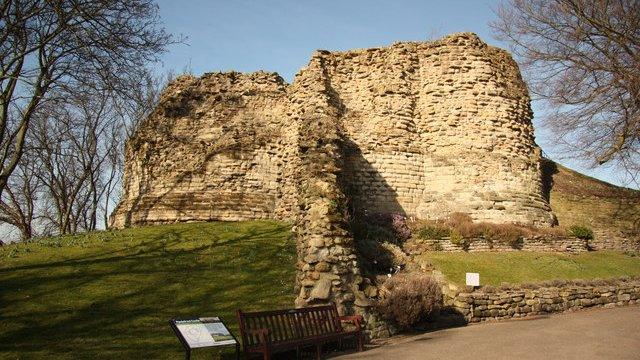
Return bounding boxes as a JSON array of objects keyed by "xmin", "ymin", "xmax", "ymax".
[{"xmin": 111, "ymin": 33, "xmax": 557, "ymax": 335}]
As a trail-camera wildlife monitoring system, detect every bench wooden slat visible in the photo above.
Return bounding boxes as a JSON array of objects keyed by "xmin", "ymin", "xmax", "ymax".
[
  {"xmin": 273, "ymin": 314, "xmax": 285, "ymax": 342},
  {"xmin": 314, "ymin": 309, "xmax": 326, "ymax": 335},
  {"xmin": 265, "ymin": 315, "xmax": 277, "ymax": 341},
  {"xmin": 323, "ymin": 308, "xmax": 334, "ymax": 333},
  {"xmin": 237, "ymin": 304, "xmax": 364, "ymax": 359}
]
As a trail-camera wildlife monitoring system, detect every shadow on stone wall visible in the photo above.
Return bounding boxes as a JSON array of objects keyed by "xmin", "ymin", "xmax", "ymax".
[
  {"xmin": 117, "ymin": 148, "xmax": 254, "ymax": 228},
  {"xmin": 339, "ymin": 138, "xmax": 409, "ymax": 280},
  {"xmin": 340, "ymin": 139, "xmax": 406, "ymax": 217},
  {"xmin": 540, "ymin": 158, "xmax": 558, "ymax": 203}
]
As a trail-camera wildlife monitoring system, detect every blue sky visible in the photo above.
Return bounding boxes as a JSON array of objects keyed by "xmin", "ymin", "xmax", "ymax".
[{"xmin": 155, "ymin": 0, "xmax": 627, "ymax": 188}]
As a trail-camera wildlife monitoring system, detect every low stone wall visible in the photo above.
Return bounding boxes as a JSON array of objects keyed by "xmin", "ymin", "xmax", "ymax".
[
  {"xmin": 589, "ymin": 235, "xmax": 640, "ymax": 252},
  {"xmin": 448, "ymin": 280, "xmax": 640, "ymax": 323},
  {"xmin": 404, "ymin": 236, "xmax": 588, "ymax": 253}
]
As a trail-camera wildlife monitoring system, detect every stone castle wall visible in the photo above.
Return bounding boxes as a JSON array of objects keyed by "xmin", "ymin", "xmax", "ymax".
[
  {"xmin": 326, "ymin": 35, "xmax": 553, "ymax": 226},
  {"xmin": 111, "ymin": 33, "xmax": 555, "ymax": 229},
  {"xmin": 110, "ymin": 72, "xmax": 297, "ymax": 228}
]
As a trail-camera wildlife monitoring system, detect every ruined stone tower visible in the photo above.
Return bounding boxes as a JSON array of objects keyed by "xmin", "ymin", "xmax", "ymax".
[{"xmin": 111, "ymin": 33, "xmax": 556, "ymax": 332}]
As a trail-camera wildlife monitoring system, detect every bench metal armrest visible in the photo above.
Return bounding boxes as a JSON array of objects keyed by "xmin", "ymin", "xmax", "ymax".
[{"xmin": 337, "ymin": 315, "xmax": 363, "ymax": 330}]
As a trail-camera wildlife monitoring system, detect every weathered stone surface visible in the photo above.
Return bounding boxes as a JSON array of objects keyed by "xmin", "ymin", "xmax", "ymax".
[
  {"xmin": 111, "ymin": 32, "xmax": 556, "ymax": 229},
  {"xmin": 450, "ymin": 280, "xmax": 640, "ymax": 323},
  {"xmin": 309, "ymin": 277, "xmax": 332, "ymax": 301}
]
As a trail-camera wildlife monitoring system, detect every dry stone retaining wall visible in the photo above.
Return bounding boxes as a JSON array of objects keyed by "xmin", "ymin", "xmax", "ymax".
[
  {"xmin": 589, "ymin": 235, "xmax": 640, "ymax": 252},
  {"xmin": 449, "ymin": 280, "xmax": 640, "ymax": 323},
  {"xmin": 405, "ymin": 236, "xmax": 589, "ymax": 253}
]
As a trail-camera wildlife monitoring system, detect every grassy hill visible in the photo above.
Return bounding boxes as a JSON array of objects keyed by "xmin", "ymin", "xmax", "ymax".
[
  {"xmin": 419, "ymin": 251, "xmax": 640, "ymax": 287},
  {"xmin": 0, "ymin": 221, "xmax": 296, "ymax": 360},
  {"xmin": 545, "ymin": 160, "xmax": 640, "ymax": 239}
]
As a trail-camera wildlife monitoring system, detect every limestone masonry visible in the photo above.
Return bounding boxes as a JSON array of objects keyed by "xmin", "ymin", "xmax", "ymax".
[
  {"xmin": 111, "ymin": 33, "xmax": 558, "ymax": 328},
  {"xmin": 112, "ymin": 33, "xmax": 555, "ymax": 229}
]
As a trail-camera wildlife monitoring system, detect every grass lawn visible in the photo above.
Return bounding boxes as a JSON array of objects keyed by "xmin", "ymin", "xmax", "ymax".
[
  {"xmin": 418, "ymin": 251, "xmax": 640, "ymax": 287},
  {"xmin": 0, "ymin": 220, "xmax": 296, "ymax": 359}
]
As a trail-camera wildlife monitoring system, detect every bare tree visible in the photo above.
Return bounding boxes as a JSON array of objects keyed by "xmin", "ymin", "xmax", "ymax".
[
  {"xmin": 0, "ymin": 0, "xmax": 173, "ymax": 198},
  {"xmin": 31, "ymin": 87, "xmax": 120, "ymax": 235},
  {"xmin": 491, "ymin": 0, "xmax": 640, "ymax": 181},
  {"xmin": 0, "ymin": 155, "xmax": 41, "ymax": 240},
  {"xmin": 18, "ymin": 67, "xmax": 167, "ymax": 237}
]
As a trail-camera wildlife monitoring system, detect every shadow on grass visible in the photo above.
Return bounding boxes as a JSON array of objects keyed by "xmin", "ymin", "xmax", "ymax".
[{"xmin": 0, "ymin": 222, "xmax": 296, "ymax": 360}]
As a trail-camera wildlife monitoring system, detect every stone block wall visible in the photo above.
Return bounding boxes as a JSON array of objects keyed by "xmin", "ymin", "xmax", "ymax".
[
  {"xmin": 404, "ymin": 236, "xmax": 588, "ymax": 253},
  {"xmin": 112, "ymin": 32, "xmax": 556, "ymax": 229},
  {"xmin": 589, "ymin": 235, "xmax": 640, "ymax": 252},
  {"xmin": 449, "ymin": 280, "xmax": 640, "ymax": 323},
  {"xmin": 331, "ymin": 34, "xmax": 554, "ymax": 226},
  {"xmin": 110, "ymin": 72, "xmax": 297, "ymax": 228}
]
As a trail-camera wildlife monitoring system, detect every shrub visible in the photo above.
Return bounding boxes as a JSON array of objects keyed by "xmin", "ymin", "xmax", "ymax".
[
  {"xmin": 377, "ymin": 273, "xmax": 442, "ymax": 330},
  {"xmin": 445, "ymin": 212, "xmax": 474, "ymax": 227},
  {"xmin": 482, "ymin": 223, "xmax": 527, "ymax": 247},
  {"xmin": 568, "ymin": 225, "xmax": 594, "ymax": 240},
  {"xmin": 352, "ymin": 213, "xmax": 411, "ymax": 244},
  {"xmin": 417, "ymin": 225, "xmax": 450, "ymax": 240},
  {"xmin": 449, "ymin": 229, "xmax": 471, "ymax": 250}
]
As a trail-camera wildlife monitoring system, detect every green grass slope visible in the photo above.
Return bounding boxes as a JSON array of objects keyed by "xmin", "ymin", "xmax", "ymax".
[
  {"xmin": 545, "ymin": 160, "xmax": 640, "ymax": 239},
  {"xmin": 0, "ymin": 221, "xmax": 296, "ymax": 360},
  {"xmin": 419, "ymin": 251, "xmax": 640, "ymax": 287}
]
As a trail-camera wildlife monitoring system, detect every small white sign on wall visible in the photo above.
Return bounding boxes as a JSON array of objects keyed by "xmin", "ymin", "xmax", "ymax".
[{"xmin": 466, "ymin": 272, "xmax": 480, "ymax": 287}]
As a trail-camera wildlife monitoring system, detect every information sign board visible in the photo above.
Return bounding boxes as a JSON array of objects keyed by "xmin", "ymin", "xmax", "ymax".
[{"xmin": 170, "ymin": 316, "xmax": 239, "ymax": 359}]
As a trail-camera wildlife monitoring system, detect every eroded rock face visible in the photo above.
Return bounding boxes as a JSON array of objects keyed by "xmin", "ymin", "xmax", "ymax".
[
  {"xmin": 110, "ymin": 33, "xmax": 556, "ymax": 335},
  {"xmin": 111, "ymin": 71, "xmax": 297, "ymax": 227}
]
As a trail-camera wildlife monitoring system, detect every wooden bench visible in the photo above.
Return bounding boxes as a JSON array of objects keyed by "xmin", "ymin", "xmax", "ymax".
[{"xmin": 236, "ymin": 303, "xmax": 364, "ymax": 359}]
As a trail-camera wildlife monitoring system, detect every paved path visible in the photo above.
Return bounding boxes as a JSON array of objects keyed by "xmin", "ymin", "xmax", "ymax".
[{"xmin": 336, "ymin": 306, "xmax": 640, "ymax": 360}]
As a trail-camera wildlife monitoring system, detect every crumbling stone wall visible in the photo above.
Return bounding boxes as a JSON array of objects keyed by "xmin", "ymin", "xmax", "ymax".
[
  {"xmin": 332, "ymin": 34, "xmax": 554, "ymax": 226},
  {"xmin": 110, "ymin": 72, "xmax": 296, "ymax": 228},
  {"xmin": 112, "ymin": 33, "xmax": 555, "ymax": 229}
]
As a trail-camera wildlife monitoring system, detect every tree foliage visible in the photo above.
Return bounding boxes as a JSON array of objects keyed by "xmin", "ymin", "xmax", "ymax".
[{"xmin": 491, "ymin": 0, "xmax": 640, "ymax": 180}]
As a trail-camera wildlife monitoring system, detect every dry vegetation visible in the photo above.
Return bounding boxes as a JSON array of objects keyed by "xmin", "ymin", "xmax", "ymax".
[
  {"xmin": 411, "ymin": 212, "xmax": 568, "ymax": 248},
  {"xmin": 376, "ymin": 273, "xmax": 442, "ymax": 330}
]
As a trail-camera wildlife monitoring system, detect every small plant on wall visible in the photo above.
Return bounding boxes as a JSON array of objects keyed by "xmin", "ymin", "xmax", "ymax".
[
  {"xmin": 449, "ymin": 229, "xmax": 471, "ymax": 250},
  {"xmin": 568, "ymin": 225, "xmax": 594, "ymax": 240}
]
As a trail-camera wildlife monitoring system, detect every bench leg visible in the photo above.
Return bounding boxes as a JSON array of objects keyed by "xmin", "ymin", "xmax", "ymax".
[
  {"xmin": 316, "ymin": 342, "xmax": 322, "ymax": 360},
  {"xmin": 357, "ymin": 333, "xmax": 364, "ymax": 352}
]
